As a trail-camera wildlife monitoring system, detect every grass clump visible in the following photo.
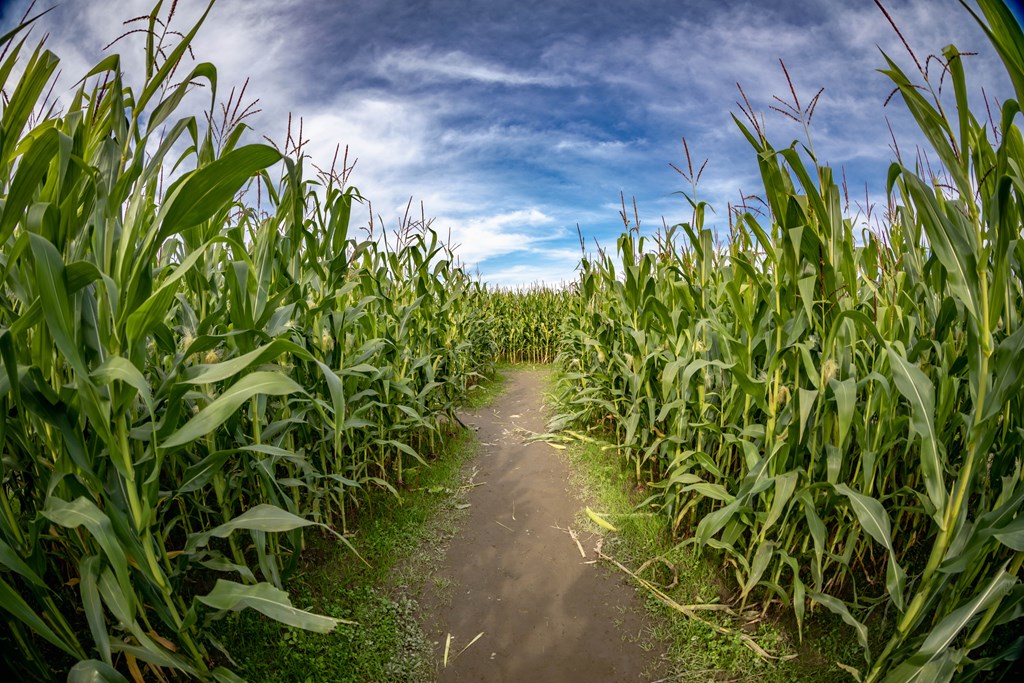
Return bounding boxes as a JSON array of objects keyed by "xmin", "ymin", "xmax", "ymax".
[{"xmin": 211, "ymin": 369, "xmax": 505, "ymax": 682}]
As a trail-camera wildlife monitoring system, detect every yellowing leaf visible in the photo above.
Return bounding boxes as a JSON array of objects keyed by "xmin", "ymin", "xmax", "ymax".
[{"xmin": 586, "ymin": 507, "xmax": 618, "ymax": 532}]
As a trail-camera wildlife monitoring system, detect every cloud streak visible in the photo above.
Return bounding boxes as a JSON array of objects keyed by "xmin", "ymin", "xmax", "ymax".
[{"xmin": 376, "ymin": 48, "xmax": 570, "ymax": 87}]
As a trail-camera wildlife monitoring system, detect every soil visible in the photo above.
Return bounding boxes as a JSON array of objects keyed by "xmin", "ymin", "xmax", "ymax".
[{"xmin": 421, "ymin": 368, "xmax": 662, "ymax": 682}]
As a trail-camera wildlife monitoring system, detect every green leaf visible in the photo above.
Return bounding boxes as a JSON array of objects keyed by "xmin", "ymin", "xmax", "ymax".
[
  {"xmin": 0, "ymin": 575, "xmax": 80, "ymax": 658},
  {"xmin": 178, "ymin": 450, "xmax": 233, "ymax": 494},
  {"xmin": 42, "ymin": 497, "xmax": 129, "ymax": 590},
  {"xmin": 159, "ymin": 144, "xmax": 281, "ymax": 238},
  {"xmin": 983, "ymin": 325, "xmax": 1024, "ymax": 423},
  {"xmin": 883, "ymin": 650, "xmax": 960, "ymax": 683},
  {"xmin": 79, "ymin": 556, "xmax": 111, "ymax": 667},
  {"xmin": 696, "ymin": 499, "xmax": 740, "ymax": 543},
  {"xmin": 186, "ymin": 339, "xmax": 313, "ymax": 385},
  {"xmin": 885, "ymin": 569, "xmax": 1016, "ymax": 683},
  {"xmin": 921, "ymin": 569, "xmax": 1014, "ymax": 657},
  {"xmin": 881, "ymin": 58, "xmax": 971, "ymax": 200},
  {"xmin": 198, "ymin": 504, "xmax": 314, "ymax": 539},
  {"xmin": 0, "ymin": 538, "xmax": 46, "ymax": 588},
  {"xmin": 211, "ymin": 667, "xmax": 250, "ymax": 683},
  {"xmin": 830, "ymin": 378, "xmax": 857, "ymax": 450},
  {"xmin": 809, "ymin": 591, "xmax": 870, "ymax": 660},
  {"xmin": 91, "ymin": 356, "xmax": 154, "ymax": 414},
  {"xmin": 0, "ymin": 128, "xmax": 59, "ymax": 243},
  {"xmin": 992, "ymin": 515, "xmax": 1024, "ymax": 551},
  {"xmin": 185, "ymin": 503, "xmax": 366, "ymax": 568},
  {"xmin": 197, "ymin": 580, "xmax": 349, "ymax": 633},
  {"xmin": 682, "ymin": 481, "xmax": 734, "ymax": 502},
  {"xmin": 797, "ymin": 388, "xmax": 818, "ymax": 442},
  {"xmin": 798, "ymin": 491, "xmax": 827, "ymax": 590},
  {"xmin": 124, "ymin": 241, "xmax": 218, "ymax": 345},
  {"xmin": 762, "ymin": 471, "xmax": 799, "ymax": 535},
  {"xmin": 28, "ymin": 233, "xmax": 89, "ymax": 379},
  {"xmin": 162, "ymin": 371, "xmax": 303, "ymax": 449},
  {"xmin": 835, "ymin": 484, "xmax": 906, "ymax": 611},
  {"xmin": 939, "ymin": 486, "xmax": 1024, "ymax": 573},
  {"xmin": 966, "ymin": 0, "xmax": 1024, "ymax": 107},
  {"xmin": 741, "ymin": 542, "xmax": 775, "ymax": 600},
  {"xmin": 0, "ymin": 45, "xmax": 59, "ymax": 170},
  {"xmin": 834, "ymin": 485, "xmax": 892, "ymax": 553},
  {"xmin": 901, "ymin": 170, "xmax": 978, "ymax": 318},
  {"xmin": 886, "ymin": 346, "xmax": 947, "ymax": 526},
  {"xmin": 67, "ymin": 660, "xmax": 130, "ymax": 683}
]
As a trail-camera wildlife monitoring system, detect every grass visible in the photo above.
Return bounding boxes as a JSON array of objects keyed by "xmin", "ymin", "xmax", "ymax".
[
  {"xmin": 210, "ymin": 370, "xmax": 508, "ymax": 682},
  {"xmin": 461, "ymin": 367, "xmax": 510, "ymax": 409}
]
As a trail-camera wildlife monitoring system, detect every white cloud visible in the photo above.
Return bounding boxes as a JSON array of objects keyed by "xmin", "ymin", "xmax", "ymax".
[
  {"xmin": 376, "ymin": 47, "xmax": 570, "ymax": 87},
  {"xmin": 1, "ymin": 0, "xmax": 1013, "ymax": 291},
  {"xmin": 445, "ymin": 208, "xmax": 558, "ymax": 264},
  {"xmin": 477, "ymin": 262, "xmax": 579, "ymax": 289},
  {"xmin": 301, "ymin": 95, "xmax": 435, "ymax": 169}
]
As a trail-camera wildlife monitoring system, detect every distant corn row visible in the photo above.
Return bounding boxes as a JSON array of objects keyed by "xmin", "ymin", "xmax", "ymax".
[
  {"xmin": 554, "ymin": 2, "xmax": 1023, "ymax": 680},
  {"xmin": 0, "ymin": 5, "xmax": 495, "ymax": 681},
  {"xmin": 483, "ymin": 285, "xmax": 572, "ymax": 364}
]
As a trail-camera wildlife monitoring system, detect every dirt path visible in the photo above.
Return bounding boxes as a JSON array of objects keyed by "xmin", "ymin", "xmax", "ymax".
[{"xmin": 422, "ymin": 369, "xmax": 661, "ymax": 682}]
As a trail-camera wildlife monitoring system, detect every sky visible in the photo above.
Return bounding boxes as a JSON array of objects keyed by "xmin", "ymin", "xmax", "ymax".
[{"xmin": 0, "ymin": 0, "xmax": 1017, "ymax": 286}]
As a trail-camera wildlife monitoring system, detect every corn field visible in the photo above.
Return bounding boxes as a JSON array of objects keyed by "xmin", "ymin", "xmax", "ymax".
[
  {"xmin": 482, "ymin": 285, "xmax": 572, "ymax": 364},
  {"xmin": 0, "ymin": 4, "xmax": 499, "ymax": 680},
  {"xmin": 2, "ymin": 0, "xmax": 1023, "ymax": 681},
  {"xmin": 554, "ymin": 1, "xmax": 1023, "ymax": 681}
]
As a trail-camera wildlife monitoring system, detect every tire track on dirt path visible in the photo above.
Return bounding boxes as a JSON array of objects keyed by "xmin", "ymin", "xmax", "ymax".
[{"xmin": 422, "ymin": 368, "xmax": 662, "ymax": 682}]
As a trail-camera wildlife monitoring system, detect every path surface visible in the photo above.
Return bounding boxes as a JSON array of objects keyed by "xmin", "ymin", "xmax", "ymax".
[{"xmin": 423, "ymin": 369, "xmax": 660, "ymax": 682}]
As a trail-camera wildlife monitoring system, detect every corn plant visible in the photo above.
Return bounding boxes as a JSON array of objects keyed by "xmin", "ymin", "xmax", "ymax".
[
  {"xmin": 0, "ymin": 3, "xmax": 496, "ymax": 681},
  {"xmin": 483, "ymin": 284, "xmax": 572, "ymax": 364},
  {"xmin": 554, "ymin": 2, "xmax": 1023, "ymax": 680}
]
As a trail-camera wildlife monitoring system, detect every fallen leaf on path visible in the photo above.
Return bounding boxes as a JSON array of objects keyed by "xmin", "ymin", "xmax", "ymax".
[
  {"xmin": 452, "ymin": 632, "xmax": 485, "ymax": 663},
  {"xmin": 594, "ymin": 544, "xmax": 795, "ymax": 663},
  {"xmin": 550, "ymin": 524, "xmax": 588, "ymax": 558},
  {"xmin": 569, "ymin": 527, "xmax": 586, "ymax": 558},
  {"xmin": 585, "ymin": 506, "xmax": 618, "ymax": 532}
]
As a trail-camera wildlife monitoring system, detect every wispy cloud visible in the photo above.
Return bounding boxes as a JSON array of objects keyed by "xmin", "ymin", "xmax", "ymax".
[
  {"xmin": 477, "ymin": 262, "xmax": 579, "ymax": 289},
  {"xmin": 446, "ymin": 208, "xmax": 560, "ymax": 264},
  {"xmin": 376, "ymin": 47, "xmax": 570, "ymax": 87}
]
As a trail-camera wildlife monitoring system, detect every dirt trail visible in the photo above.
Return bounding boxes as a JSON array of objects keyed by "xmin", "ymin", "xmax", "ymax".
[{"xmin": 423, "ymin": 369, "xmax": 660, "ymax": 682}]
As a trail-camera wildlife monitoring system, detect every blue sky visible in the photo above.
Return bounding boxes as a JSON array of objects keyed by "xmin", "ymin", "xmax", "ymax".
[{"xmin": 0, "ymin": 0, "xmax": 1015, "ymax": 286}]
